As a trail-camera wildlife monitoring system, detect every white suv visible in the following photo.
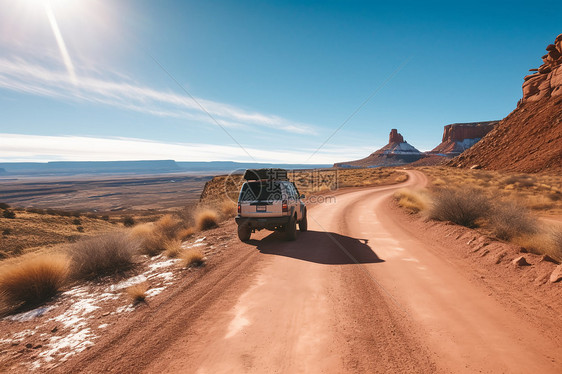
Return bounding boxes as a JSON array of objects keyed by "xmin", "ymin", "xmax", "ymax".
[{"xmin": 235, "ymin": 169, "xmax": 307, "ymax": 241}]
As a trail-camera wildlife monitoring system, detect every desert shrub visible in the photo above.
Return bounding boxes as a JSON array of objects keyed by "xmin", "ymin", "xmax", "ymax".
[
  {"xmin": 514, "ymin": 230, "xmax": 562, "ymax": 263},
  {"xmin": 429, "ymin": 188, "xmax": 491, "ymax": 228},
  {"xmin": 180, "ymin": 249, "xmax": 205, "ymax": 268},
  {"xmin": 2, "ymin": 228, "xmax": 11, "ymax": 236},
  {"xmin": 72, "ymin": 218, "xmax": 82, "ymax": 225},
  {"xmin": 101, "ymin": 215, "xmax": 110, "ymax": 221},
  {"xmin": 176, "ymin": 226, "xmax": 195, "ymax": 240},
  {"xmin": 196, "ymin": 209, "xmax": 219, "ymax": 231},
  {"xmin": 126, "ymin": 282, "xmax": 148, "ymax": 304},
  {"xmin": 155, "ymin": 214, "xmax": 182, "ymax": 239},
  {"xmin": 123, "ymin": 216, "xmax": 135, "ymax": 227},
  {"xmin": 2, "ymin": 210, "xmax": 16, "ymax": 219},
  {"xmin": 0, "ymin": 203, "xmax": 10, "ymax": 209},
  {"xmin": 490, "ymin": 202, "xmax": 537, "ymax": 240},
  {"xmin": 503, "ymin": 175, "xmax": 536, "ymax": 188},
  {"xmin": 77, "ymin": 226, "xmax": 85, "ymax": 233},
  {"xmin": 0, "ymin": 254, "xmax": 69, "ymax": 314},
  {"xmin": 164, "ymin": 239, "xmax": 183, "ymax": 258},
  {"xmin": 69, "ymin": 233, "xmax": 139, "ymax": 279},
  {"xmin": 220, "ymin": 200, "xmax": 238, "ymax": 218},
  {"xmin": 130, "ymin": 223, "xmax": 163, "ymax": 256},
  {"xmin": 394, "ymin": 188, "xmax": 430, "ymax": 213},
  {"xmin": 552, "ymin": 231, "xmax": 562, "ymax": 262}
]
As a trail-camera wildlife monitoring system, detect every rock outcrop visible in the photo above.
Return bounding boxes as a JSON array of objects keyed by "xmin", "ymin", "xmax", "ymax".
[
  {"xmin": 334, "ymin": 129, "xmax": 422, "ymax": 168},
  {"xmin": 430, "ymin": 121, "xmax": 499, "ymax": 156},
  {"xmin": 449, "ymin": 34, "xmax": 562, "ymax": 173},
  {"xmin": 521, "ymin": 34, "xmax": 562, "ymax": 102}
]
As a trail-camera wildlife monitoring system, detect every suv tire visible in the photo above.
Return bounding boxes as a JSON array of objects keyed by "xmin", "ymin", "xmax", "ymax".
[
  {"xmin": 238, "ymin": 225, "xmax": 251, "ymax": 242},
  {"xmin": 286, "ymin": 215, "xmax": 297, "ymax": 241},
  {"xmin": 299, "ymin": 209, "xmax": 308, "ymax": 232}
]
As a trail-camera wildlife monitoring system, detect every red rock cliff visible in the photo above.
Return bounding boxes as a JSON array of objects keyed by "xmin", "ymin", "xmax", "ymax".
[
  {"xmin": 521, "ymin": 34, "xmax": 562, "ymax": 102},
  {"xmin": 442, "ymin": 122, "xmax": 497, "ymax": 142},
  {"xmin": 449, "ymin": 34, "xmax": 562, "ymax": 173}
]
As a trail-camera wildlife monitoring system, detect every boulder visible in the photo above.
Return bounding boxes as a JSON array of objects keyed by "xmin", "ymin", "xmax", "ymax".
[
  {"xmin": 512, "ymin": 256, "xmax": 530, "ymax": 266},
  {"xmin": 550, "ymin": 264, "xmax": 562, "ymax": 283}
]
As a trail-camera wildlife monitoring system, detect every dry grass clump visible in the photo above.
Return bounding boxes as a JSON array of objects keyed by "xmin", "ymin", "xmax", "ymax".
[
  {"xmin": 552, "ymin": 231, "xmax": 562, "ymax": 262},
  {"xmin": 429, "ymin": 188, "xmax": 491, "ymax": 228},
  {"xmin": 164, "ymin": 239, "xmax": 183, "ymax": 258},
  {"xmin": 126, "ymin": 282, "xmax": 148, "ymax": 304},
  {"xmin": 196, "ymin": 209, "xmax": 219, "ymax": 231},
  {"xmin": 394, "ymin": 188, "xmax": 430, "ymax": 213},
  {"xmin": 514, "ymin": 230, "xmax": 562, "ymax": 263},
  {"xmin": 155, "ymin": 214, "xmax": 182, "ymax": 239},
  {"xmin": 180, "ymin": 249, "xmax": 205, "ymax": 268},
  {"xmin": 70, "ymin": 233, "xmax": 139, "ymax": 279},
  {"xmin": 0, "ymin": 254, "xmax": 69, "ymax": 314},
  {"xmin": 176, "ymin": 226, "xmax": 195, "ymax": 240},
  {"xmin": 131, "ymin": 215, "xmax": 185, "ymax": 256},
  {"xmin": 490, "ymin": 203, "xmax": 537, "ymax": 240},
  {"xmin": 503, "ymin": 174, "xmax": 536, "ymax": 188},
  {"xmin": 220, "ymin": 200, "xmax": 238, "ymax": 218}
]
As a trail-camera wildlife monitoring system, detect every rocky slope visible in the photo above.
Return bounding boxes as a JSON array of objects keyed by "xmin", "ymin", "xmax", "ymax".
[
  {"xmin": 334, "ymin": 129, "xmax": 422, "ymax": 168},
  {"xmin": 449, "ymin": 34, "xmax": 562, "ymax": 172}
]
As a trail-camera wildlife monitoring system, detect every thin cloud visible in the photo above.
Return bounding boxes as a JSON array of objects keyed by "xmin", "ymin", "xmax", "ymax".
[
  {"xmin": 0, "ymin": 133, "xmax": 370, "ymax": 164},
  {"xmin": 0, "ymin": 56, "xmax": 317, "ymax": 135}
]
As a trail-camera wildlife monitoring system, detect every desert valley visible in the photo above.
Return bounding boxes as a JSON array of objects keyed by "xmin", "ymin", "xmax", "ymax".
[{"xmin": 0, "ymin": 2, "xmax": 561, "ymax": 372}]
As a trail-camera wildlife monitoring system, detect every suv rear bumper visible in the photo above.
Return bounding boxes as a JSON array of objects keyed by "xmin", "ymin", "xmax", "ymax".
[{"xmin": 235, "ymin": 215, "xmax": 290, "ymax": 230}]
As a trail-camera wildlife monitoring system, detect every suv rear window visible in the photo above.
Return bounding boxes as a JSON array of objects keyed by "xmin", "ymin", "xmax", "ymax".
[{"xmin": 239, "ymin": 181, "xmax": 282, "ymax": 202}]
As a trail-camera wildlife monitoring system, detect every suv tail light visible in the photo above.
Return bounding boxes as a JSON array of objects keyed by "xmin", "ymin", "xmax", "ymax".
[
  {"xmin": 237, "ymin": 203, "xmax": 241, "ymax": 214},
  {"xmin": 282, "ymin": 200, "xmax": 288, "ymax": 212}
]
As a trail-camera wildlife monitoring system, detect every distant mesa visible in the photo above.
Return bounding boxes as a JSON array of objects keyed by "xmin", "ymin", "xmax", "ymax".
[
  {"xmin": 449, "ymin": 33, "xmax": 562, "ymax": 172},
  {"xmin": 429, "ymin": 121, "xmax": 499, "ymax": 157},
  {"xmin": 334, "ymin": 129, "xmax": 422, "ymax": 168}
]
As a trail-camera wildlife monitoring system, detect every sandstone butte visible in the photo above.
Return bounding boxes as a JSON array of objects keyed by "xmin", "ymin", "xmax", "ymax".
[
  {"xmin": 334, "ymin": 129, "xmax": 422, "ymax": 168},
  {"xmin": 449, "ymin": 34, "xmax": 562, "ymax": 173}
]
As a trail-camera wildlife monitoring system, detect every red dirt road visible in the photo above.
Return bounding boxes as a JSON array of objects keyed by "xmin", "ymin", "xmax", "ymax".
[{"xmin": 59, "ymin": 171, "xmax": 561, "ymax": 374}]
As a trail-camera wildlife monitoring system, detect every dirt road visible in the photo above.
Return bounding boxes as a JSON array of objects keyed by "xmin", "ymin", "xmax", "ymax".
[{"xmin": 61, "ymin": 170, "xmax": 561, "ymax": 374}]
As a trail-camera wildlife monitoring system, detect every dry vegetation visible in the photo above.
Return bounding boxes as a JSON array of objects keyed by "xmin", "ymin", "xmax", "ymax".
[
  {"xmin": 396, "ymin": 167, "xmax": 562, "ymax": 262},
  {"xmin": 180, "ymin": 249, "xmax": 205, "ymax": 268},
  {"xmin": 417, "ymin": 166, "xmax": 562, "ymax": 215},
  {"xmin": 69, "ymin": 233, "xmax": 139, "ymax": 279},
  {"xmin": 200, "ymin": 167, "xmax": 407, "ymax": 204},
  {"xmin": 0, "ymin": 197, "xmax": 230, "ymax": 315},
  {"xmin": 0, "ymin": 254, "xmax": 69, "ymax": 315},
  {"xmin": 126, "ymin": 282, "xmax": 148, "ymax": 305}
]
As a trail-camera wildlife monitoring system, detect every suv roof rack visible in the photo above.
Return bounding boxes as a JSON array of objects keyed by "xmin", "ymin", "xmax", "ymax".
[{"xmin": 243, "ymin": 168, "xmax": 289, "ymax": 181}]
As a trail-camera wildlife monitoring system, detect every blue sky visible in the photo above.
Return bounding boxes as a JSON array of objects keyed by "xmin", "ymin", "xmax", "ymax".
[{"xmin": 0, "ymin": 0, "xmax": 560, "ymax": 163}]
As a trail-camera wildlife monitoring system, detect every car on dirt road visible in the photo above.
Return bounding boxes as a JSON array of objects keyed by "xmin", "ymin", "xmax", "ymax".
[{"xmin": 235, "ymin": 168, "xmax": 307, "ymax": 242}]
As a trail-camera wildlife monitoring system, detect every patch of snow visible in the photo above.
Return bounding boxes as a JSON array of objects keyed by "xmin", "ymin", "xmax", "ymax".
[
  {"xmin": 107, "ymin": 274, "xmax": 147, "ymax": 292},
  {"xmin": 98, "ymin": 324, "xmax": 108, "ymax": 329},
  {"xmin": 115, "ymin": 304, "xmax": 135, "ymax": 313},
  {"xmin": 382, "ymin": 142, "xmax": 421, "ymax": 155},
  {"xmin": 37, "ymin": 328, "xmax": 95, "ymax": 363},
  {"xmin": 145, "ymin": 287, "xmax": 166, "ymax": 298},
  {"xmin": 195, "ymin": 237, "xmax": 206, "ymax": 243},
  {"xmin": 12, "ymin": 329, "xmax": 36, "ymax": 339},
  {"xmin": 4, "ymin": 306, "xmax": 53, "ymax": 322},
  {"xmin": 51, "ymin": 297, "xmax": 99, "ymax": 329},
  {"xmin": 155, "ymin": 272, "xmax": 174, "ymax": 282},
  {"xmin": 455, "ymin": 138, "xmax": 480, "ymax": 151},
  {"xmin": 147, "ymin": 258, "xmax": 178, "ymax": 272}
]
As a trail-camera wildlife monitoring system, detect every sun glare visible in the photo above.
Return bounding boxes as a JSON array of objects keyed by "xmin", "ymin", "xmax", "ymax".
[{"xmin": 20, "ymin": 0, "xmax": 80, "ymax": 84}]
